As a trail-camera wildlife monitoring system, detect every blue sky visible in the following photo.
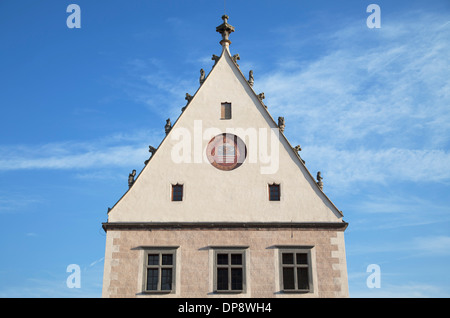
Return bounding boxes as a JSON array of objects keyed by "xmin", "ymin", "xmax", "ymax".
[{"xmin": 0, "ymin": 0, "xmax": 449, "ymax": 297}]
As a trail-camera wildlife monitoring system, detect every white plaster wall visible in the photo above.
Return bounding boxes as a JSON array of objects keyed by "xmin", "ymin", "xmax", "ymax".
[{"xmin": 108, "ymin": 48, "xmax": 343, "ymax": 224}]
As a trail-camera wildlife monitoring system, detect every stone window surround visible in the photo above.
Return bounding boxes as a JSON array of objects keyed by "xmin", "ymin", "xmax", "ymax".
[
  {"xmin": 139, "ymin": 246, "xmax": 179, "ymax": 295},
  {"xmin": 135, "ymin": 244, "xmax": 317, "ymax": 296},
  {"xmin": 211, "ymin": 246, "xmax": 248, "ymax": 294},
  {"xmin": 277, "ymin": 246, "xmax": 315, "ymax": 294}
]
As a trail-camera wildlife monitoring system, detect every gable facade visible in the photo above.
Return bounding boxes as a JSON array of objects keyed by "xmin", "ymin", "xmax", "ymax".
[{"xmin": 102, "ymin": 16, "xmax": 349, "ymax": 298}]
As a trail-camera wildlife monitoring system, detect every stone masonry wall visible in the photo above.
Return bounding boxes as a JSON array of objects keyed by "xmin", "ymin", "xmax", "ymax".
[{"xmin": 102, "ymin": 228, "xmax": 348, "ymax": 298}]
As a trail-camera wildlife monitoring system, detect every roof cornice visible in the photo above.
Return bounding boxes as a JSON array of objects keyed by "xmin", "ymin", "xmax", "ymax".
[{"xmin": 102, "ymin": 221, "xmax": 349, "ymax": 232}]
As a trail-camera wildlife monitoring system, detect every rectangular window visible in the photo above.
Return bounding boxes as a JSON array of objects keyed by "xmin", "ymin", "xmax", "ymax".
[
  {"xmin": 214, "ymin": 249, "xmax": 246, "ymax": 293},
  {"xmin": 279, "ymin": 248, "xmax": 313, "ymax": 293},
  {"xmin": 221, "ymin": 102, "xmax": 232, "ymax": 119},
  {"xmin": 143, "ymin": 249, "xmax": 177, "ymax": 293},
  {"xmin": 269, "ymin": 183, "xmax": 280, "ymax": 201},
  {"xmin": 172, "ymin": 184, "xmax": 183, "ymax": 201}
]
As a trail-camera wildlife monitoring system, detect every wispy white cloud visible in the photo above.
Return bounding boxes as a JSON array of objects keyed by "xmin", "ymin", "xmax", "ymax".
[
  {"xmin": 0, "ymin": 195, "xmax": 43, "ymax": 213},
  {"xmin": 342, "ymin": 190, "xmax": 450, "ymax": 230},
  {"xmin": 0, "ymin": 129, "xmax": 161, "ymax": 172},
  {"xmin": 414, "ymin": 235, "xmax": 450, "ymax": 256},
  {"xmin": 0, "ymin": 145, "xmax": 146, "ymax": 171},
  {"xmin": 348, "ymin": 235, "xmax": 450, "ymax": 257},
  {"xmin": 119, "ymin": 57, "xmax": 199, "ymax": 119},
  {"xmin": 302, "ymin": 145, "xmax": 450, "ymax": 191},
  {"xmin": 255, "ymin": 12, "xmax": 450, "ymax": 190},
  {"xmin": 88, "ymin": 257, "xmax": 104, "ymax": 268},
  {"xmin": 346, "ymin": 192, "xmax": 449, "ymax": 217},
  {"xmin": 350, "ymin": 282, "xmax": 450, "ymax": 298},
  {"xmin": 0, "ymin": 262, "xmax": 103, "ymax": 298},
  {"xmin": 262, "ymin": 17, "xmax": 450, "ymax": 147}
]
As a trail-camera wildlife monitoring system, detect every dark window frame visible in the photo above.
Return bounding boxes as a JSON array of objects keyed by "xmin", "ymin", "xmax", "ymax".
[
  {"xmin": 268, "ymin": 183, "xmax": 281, "ymax": 201},
  {"xmin": 278, "ymin": 247, "xmax": 314, "ymax": 293},
  {"xmin": 221, "ymin": 102, "xmax": 232, "ymax": 120},
  {"xmin": 142, "ymin": 248, "xmax": 177, "ymax": 294},
  {"xmin": 213, "ymin": 248, "xmax": 246, "ymax": 293},
  {"xmin": 171, "ymin": 183, "xmax": 183, "ymax": 201}
]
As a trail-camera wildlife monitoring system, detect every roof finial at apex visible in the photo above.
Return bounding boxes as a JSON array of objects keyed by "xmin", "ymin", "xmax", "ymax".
[{"xmin": 216, "ymin": 14, "xmax": 235, "ymax": 47}]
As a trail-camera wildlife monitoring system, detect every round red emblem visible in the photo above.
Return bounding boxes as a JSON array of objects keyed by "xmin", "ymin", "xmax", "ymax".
[{"xmin": 206, "ymin": 133, "xmax": 247, "ymax": 171}]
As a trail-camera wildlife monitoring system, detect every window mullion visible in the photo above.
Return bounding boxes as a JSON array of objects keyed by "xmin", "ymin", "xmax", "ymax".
[
  {"xmin": 157, "ymin": 253, "xmax": 162, "ymax": 291},
  {"xmin": 228, "ymin": 253, "xmax": 232, "ymax": 291},
  {"xmin": 228, "ymin": 264, "xmax": 232, "ymax": 291},
  {"xmin": 144, "ymin": 249, "xmax": 177, "ymax": 294},
  {"xmin": 156, "ymin": 267, "xmax": 161, "ymax": 291},
  {"xmin": 293, "ymin": 255, "xmax": 298, "ymax": 291},
  {"xmin": 293, "ymin": 264, "xmax": 298, "ymax": 290}
]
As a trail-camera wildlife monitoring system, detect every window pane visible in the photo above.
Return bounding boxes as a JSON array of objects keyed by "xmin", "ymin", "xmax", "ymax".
[
  {"xmin": 217, "ymin": 268, "xmax": 228, "ymax": 290},
  {"xmin": 148, "ymin": 254, "xmax": 159, "ymax": 265},
  {"xmin": 161, "ymin": 268, "xmax": 172, "ymax": 290},
  {"xmin": 162, "ymin": 254, "xmax": 173, "ymax": 265},
  {"xmin": 146, "ymin": 268, "xmax": 158, "ymax": 290},
  {"xmin": 282, "ymin": 267, "xmax": 295, "ymax": 289},
  {"xmin": 269, "ymin": 184, "xmax": 280, "ymax": 201},
  {"xmin": 297, "ymin": 267, "xmax": 309, "ymax": 290},
  {"xmin": 172, "ymin": 185, "xmax": 183, "ymax": 201},
  {"xmin": 231, "ymin": 253, "xmax": 242, "ymax": 265},
  {"xmin": 296, "ymin": 253, "xmax": 308, "ymax": 265},
  {"xmin": 221, "ymin": 103, "xmax": 231, "ymax": 119},
  {"xmin": 217, "ymin": 253, "xmax": 228, "ymax": 265},
  {"xmin": 231, "ymin": 268, "xmax": 243, "ymax": 290},
  {"xmin": 282, "ymin": 253, "xmax": 294, "ymax": 264}
]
